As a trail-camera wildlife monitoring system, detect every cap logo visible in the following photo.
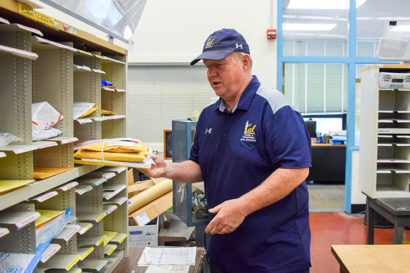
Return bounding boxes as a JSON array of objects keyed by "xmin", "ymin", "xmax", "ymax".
[
  {"xmin": 205, "ymin": 38, "xmax": 215, "ymax": 48},
  {"xmin": 235, "ymin": 43, "xmax": 243, "ymax": 49}
]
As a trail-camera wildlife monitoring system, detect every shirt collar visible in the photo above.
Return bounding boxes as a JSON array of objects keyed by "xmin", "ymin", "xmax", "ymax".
[{"xmin": 213, "ymin": 76, "xmax": 261, "ymax": 113}]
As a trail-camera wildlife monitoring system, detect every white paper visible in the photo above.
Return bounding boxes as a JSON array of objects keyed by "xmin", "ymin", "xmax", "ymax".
[
  {"xmin": 145, "ymin": 265, "xmax": 190, "ymax": 273},
  {"xmin": 73, "ymin": 102, "xmax": 95, "ymax": 120},
  {"xmin": 138, "ymin": 247, "xmax": 196, "ymax": 266}
]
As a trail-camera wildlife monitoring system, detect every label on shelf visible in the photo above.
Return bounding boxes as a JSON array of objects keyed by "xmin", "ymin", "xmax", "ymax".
[
  {"xmin": 17, "ymin": 3, "xmax": 55, "ymax": 28},
  {"xmin": 58, "ymin": 182, "xmax": 79, "ymax": 192},
  {"xmin": 134, "ymin": 212, "xmax": 150, "ymax": 226},
  {"xmin": 96, "ymin": 213, "xmax": 106, "ymax": 223},
  {"xmin": 16, "ymin": 212, "xmax": 41, "ymax": 229},
  {"xmin": 79, "ymin": 247, "xmax": 95, "ymax": 261},
  {"xmin": 40, "ymin": 244, "xmax": 61, "ymax": 263},
  {"xmin": 78, "ymin": 222, "xmax": 93, "ymax": 235},
  {"xmin": 30, "ymin": 191, "xmax": 58, "ymax": 203}
]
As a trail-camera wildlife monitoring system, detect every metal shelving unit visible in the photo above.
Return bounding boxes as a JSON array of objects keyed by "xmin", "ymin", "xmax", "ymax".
[
  {"xmin": 0, "ymin": 1, "xmax": 128, "ymax": 272},
  {"xmin": 360, "ymin": 65, "xmax": 410, "ymax": 198}
]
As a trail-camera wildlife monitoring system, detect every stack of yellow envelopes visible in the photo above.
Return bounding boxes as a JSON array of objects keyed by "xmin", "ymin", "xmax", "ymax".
[{"xmin": 74, "ymin": 141, "xmax": 147, "ymax": 162}]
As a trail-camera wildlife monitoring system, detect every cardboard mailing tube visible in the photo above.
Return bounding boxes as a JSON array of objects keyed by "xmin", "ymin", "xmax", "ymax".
[{"xmin": 127, "ymin": 178, "xmax": 172, "ymax": 214}]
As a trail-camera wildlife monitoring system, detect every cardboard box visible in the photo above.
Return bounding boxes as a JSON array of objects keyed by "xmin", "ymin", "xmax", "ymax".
[
  {"xmin": 129, "ymin": 191, "xmax": 172, "ymax": 226},
  {"xmin": 128, "ymin": 217, "xmax": 159, "ymax": 247}
]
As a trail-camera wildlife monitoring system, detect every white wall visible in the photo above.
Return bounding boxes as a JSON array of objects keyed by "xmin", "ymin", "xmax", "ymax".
[{"xmin": 128, "ymin": 0, "xmax": 277, "ymax": 88}]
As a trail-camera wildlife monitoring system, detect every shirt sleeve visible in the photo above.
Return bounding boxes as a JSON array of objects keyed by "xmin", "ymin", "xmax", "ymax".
[{"xmin": 264, "ymin": 106, "xmax": 311, "ymax": 169}]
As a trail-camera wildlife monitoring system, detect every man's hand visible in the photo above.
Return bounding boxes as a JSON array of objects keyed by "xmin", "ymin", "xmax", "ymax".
[
  {"xmin": 139, "ymin": 154, "xmax": 167, "ymax": 178},
  {"xmin": 205, "ymin": 198, "xmax": 248, "ymax": 235}
]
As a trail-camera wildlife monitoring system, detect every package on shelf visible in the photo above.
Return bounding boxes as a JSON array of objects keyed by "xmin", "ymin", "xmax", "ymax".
[
  {"xmin": 73, "ymin": 102, "xmax": 98, "ymax": 120},
  {"xmin": 32, "ymin": 102, "xmax": 64, "ymax": 141},
  {"xmin": 74, "ymin": 138, "xmax": 154, "ymax": 169},
  {"xmin": 101, "ymin": 109, "xmax": 115, "ymax": 116}
]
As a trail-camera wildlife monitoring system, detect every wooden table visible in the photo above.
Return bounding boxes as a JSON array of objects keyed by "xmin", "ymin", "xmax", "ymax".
[
  {"xmin": 112, "ymin": 247, "xmax": 205, "ymax": 273},
  {"xmin": 331, "ymin": 245, "xmax": 410, "ymax": 273}
]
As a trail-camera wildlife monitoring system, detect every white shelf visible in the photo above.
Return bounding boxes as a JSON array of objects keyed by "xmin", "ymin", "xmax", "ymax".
[
  {"xmin": 78, "ymin": 235, "xmax": 106, "ymax": 248},
  {"xmin": 32, "ymin": 36, "xmax": 77, "ymax": 52},
  {"xmin": 79, "ymin": 177, "xmax": 107, "ymax": 187},
  {"xmin": 0, "ymin": 44, "xmax": 38, "ymax": 60},
  {"xmin": 104, "ymin": 196, "xmax": 127, "ymax": 207},
  {"xmin": 377, "ymin": 159, "xmax": 410, "ymax": 163},
  {"xmin": 29, "ymin": 190, "xmax": 59, "ymax": 203},
  {"xmin": 0, "ymin": 211, "xmax": 40, "ymax": 230},
  {"xmin": 0, "ymin": 165, "xmax": 101, "ymax": 211},
  {"xmin": 53, "ymin": 224, "xmax": 81, "ymax": 244},
  {"xmin": 75, "ymin": 184, "xmax": 94, "ymax": 196},
  {"xmin": 102, "ymin": 184, "xmax": 126, "ymax": 201},
  {"xmin": 110, "ymin": 233, "xmax": 127, "ymax": 245},
  {"xmin": 40, "ymin": 243, "xmax": 61, "ymax": 263},
  {"xmin": 378, "ymin": 128, "xmax": 410, "ymax": 134},
  {"xmin": 77, "ymin": 211, "xmax": 107, "ymax": 224},
  {"xmin": 0, "ymin": 227, "xmax": 9, "ymax": 238},
  {"xmin": 77, "ymin": 222, "xmax": 93, "ymax": 235},
  {"xmin": 0, "ymin": 144, "xmax": 38, "ymax": 154},
  {"xmin": 104, "ymin": 244, "xmax": 117, "ymax": 256},
  {"xmin": 39, "ymin": 254, "xmax": 81, "ymax": 271},
  {"xmin": 103, "ymin": 204, "xmax": 117, "ymax": 215},
  {"xmin": 78, "ymin": 246, "xmax": 95, "ymax": 261},
  {"xmin": 361, "ymin": 66, "xmax": 410, "ymax": 198},
  {"xmin": 49, "ymin": 136, "xmax": 79, "ymax": 145},
  {"xmin": 0, "ymin": 16, "xmax": 10, "ymax": 24},
  {"xmin": 57, "ymin": 181, "xmax": 79, "ymax": 192},
  {"xmin": 80, "ymin": 258, "xmax": 109, "ymax": 272}
]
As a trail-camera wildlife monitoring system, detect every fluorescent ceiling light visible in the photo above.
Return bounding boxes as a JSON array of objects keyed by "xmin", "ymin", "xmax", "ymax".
[
  {"xmin": 283, "ymin": 23, "xmax": 337, "ymax": 31},
  {"xmin": 391, "ymin": 25, "xmax": 410, "ymax": 32},
  {"xmin": 287, "ymin": 0, "xmax": 366, "ymax": 9}
]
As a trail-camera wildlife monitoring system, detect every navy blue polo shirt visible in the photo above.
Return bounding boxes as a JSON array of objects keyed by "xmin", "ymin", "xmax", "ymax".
[{"xmin": 190, "ymin": 76, "xmax": 312, "ymax": 273}]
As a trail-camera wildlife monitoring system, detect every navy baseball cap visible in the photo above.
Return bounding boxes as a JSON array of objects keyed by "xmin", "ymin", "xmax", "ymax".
[{"xmin": 190, "ymin": 28, "xmax": 250, "ymax": 65}]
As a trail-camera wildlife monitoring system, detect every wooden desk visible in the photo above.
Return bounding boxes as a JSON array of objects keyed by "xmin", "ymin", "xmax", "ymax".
[
  {"xmin": 365, "ymin": 195, "xmax": 410, "ymax": 244},
  {"xmin": 112, "ymin": 247, "xmax": 205, "ymax": 273},
  {"xmin": 331, "ymin": 245, "xmax": 410, "ymax": 273}
]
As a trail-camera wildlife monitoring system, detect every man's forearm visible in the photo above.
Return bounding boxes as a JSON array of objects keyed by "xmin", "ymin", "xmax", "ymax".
[
  {"xmin": 164, "ymin": 160, "xmax": 203, "ymax": 183},
  {"xmin": 239, "ymin": 168, "xmax": 309, "ymax": 216}
]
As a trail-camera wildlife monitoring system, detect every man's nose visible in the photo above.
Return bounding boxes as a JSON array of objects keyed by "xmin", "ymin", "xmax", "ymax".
[{"xmin": 208, "ymin": 67, "xmax": 217, "ymax": 76}]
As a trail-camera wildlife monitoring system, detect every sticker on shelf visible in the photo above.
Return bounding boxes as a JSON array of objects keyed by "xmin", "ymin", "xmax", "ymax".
[{"xmin": 134, "ymin": 212, "xmax": 150, "ymax": 226}]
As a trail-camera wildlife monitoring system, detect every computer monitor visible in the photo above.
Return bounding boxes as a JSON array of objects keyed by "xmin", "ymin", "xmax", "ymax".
[{"xmin": 304, "ymin": 120, "xmax": 317, "ymax": 138}]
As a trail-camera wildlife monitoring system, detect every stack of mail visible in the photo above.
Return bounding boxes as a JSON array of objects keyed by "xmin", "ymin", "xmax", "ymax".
[{"xmin": 74, "ymin": 138, "xmax": 153, "ymax": 169}]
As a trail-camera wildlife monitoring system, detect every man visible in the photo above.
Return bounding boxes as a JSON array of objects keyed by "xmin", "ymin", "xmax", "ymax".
[{"xmin": 143, "ymin": 28, "xmax": 311, "ymax": 273}]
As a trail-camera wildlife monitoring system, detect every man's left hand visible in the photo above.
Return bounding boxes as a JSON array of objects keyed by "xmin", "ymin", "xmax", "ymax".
[{"xmin": 205, "ymin": 198, "xmax": 247, "ymax": 235}]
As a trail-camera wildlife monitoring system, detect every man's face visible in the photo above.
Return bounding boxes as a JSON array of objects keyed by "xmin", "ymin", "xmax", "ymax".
[{"xmin": 203, "ymin": 53, "xmax": 246, "ymax": 99}]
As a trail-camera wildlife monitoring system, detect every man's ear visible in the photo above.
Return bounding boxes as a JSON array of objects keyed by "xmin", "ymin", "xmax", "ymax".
[{"xmin": 242, "ymin": 54, "xmax": 251, "ymax": 72}]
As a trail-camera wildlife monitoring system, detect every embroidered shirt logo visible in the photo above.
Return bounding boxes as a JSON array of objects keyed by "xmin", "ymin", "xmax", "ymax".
[
  {"xmin": 205, "ymin": 38, "xmax": 215, "ymax": 49},
  {"xmin": 240, "ymin": 121, "xmax": 256, "ymax": 142},
  {"xmin": 205, "ymin": 128, "xmax": 212, "ymax": 134}
]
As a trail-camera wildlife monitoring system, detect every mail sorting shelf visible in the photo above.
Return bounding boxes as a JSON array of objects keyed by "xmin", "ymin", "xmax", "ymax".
[
  {"xmin": 172, "ymin": 120, "xmax": 209, "ymax": 227},
  {"xmin": 0, "ymin": 1, "xmax": 129, "ymax": 272},
  {"xmin": 360, "ymin": 65, "xmax": 410, "ymax": 198}
]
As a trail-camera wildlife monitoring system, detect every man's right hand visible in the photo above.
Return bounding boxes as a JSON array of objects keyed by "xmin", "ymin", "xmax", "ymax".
[{"xmin": 139, "ymin": 154, "xmax": 168, "ymax": 178}]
